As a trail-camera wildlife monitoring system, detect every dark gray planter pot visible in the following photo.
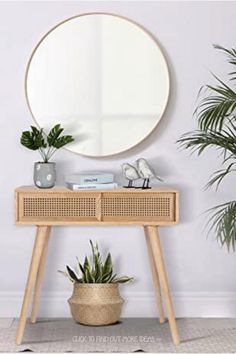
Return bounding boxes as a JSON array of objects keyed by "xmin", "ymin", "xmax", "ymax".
[{"xmin": 34, "ymin": 162, "xmax": 56, "ymax": 189}]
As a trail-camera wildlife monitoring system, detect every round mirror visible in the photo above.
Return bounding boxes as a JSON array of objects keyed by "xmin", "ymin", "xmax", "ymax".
[{"xmin": 26, "ymin": 13, "xmax": 169, "ymax": 157}]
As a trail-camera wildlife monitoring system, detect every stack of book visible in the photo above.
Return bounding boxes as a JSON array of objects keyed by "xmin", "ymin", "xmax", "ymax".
[{"xmin": 65, "ymin": 172, "xmax": 118, "ymax": 190}]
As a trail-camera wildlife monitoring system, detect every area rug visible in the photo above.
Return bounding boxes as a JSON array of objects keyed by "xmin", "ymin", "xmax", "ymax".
[{"xmin": 1, "ymin": 318, "xmax": 236, "ymax": 353}]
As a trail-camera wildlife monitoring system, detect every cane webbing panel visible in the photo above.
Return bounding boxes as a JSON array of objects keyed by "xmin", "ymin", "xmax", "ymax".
[
  {"xmin": 16, "ymin": 188, "xmax": 178, "ymax": 224},
  {"xmin": 101, "ymin": 194, "xmax": 174, "ymax": 221},
  {"xmin": 19, "ymin": 194, "xmax": 99, "ymax": 221}
]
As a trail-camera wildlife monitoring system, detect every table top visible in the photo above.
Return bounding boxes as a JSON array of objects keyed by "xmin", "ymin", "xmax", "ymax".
[{"xmin": 15, "ymin": 186, "xmax": 179, "ymax": 193}]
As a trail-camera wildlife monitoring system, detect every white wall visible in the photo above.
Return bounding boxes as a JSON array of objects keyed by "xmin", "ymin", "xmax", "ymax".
[{"xmin": 1, "ymin": 0, "xmax": 236, "ymax": 318}]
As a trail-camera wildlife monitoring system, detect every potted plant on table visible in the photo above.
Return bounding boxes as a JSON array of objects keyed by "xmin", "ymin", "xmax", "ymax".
[
  {"xmin": 20, "ymin": 124, "xmax": 74, "ymax": 188},
  {"xmin": 59, "ymin": 240, "xmax": 133, "ymax": 326}
]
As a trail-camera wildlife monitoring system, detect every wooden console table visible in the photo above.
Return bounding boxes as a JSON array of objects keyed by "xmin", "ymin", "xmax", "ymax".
[{"xmin": 15, "ymin": 187, "xmax": 180, "ymax": 345}]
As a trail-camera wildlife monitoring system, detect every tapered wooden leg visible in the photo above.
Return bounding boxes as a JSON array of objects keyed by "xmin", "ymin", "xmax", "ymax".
[
  {"xmin": 146, "ymin": 226, "xmax": 180, "ymax": 345},
  {"xmin": 30, "ymin": 226, "xmax": 51, "ymax": 323},
  {"xmin": 16, "ymin": 226, "xmax": 49, "ymax": 345},
  {"xmin": 144, "ymin": 226, "xmax": 165, "ymax": 323}
]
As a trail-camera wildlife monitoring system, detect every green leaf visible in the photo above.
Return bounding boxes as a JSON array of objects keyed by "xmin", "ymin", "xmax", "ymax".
[
  {"xmin": 53, "ymin": 135, "xmax": 74, "ymax": 149},
  {"xmin": 190, "ymin": 46, "xmax": 236, "ymax": 132},
  {"xmin": 112, "ymin": 276, "xmax": 133, "ymax": 284},
  {"xmin": 206, "ymin": 201, "xmax": 236, "ymax": 251},
  {"xmin": 47, "ymin": 123, "xmax": 74, "ymax": 149},
  {"xmin": 79, "ymin": 256, "xmax": 91, "ymax": 283},
  {"xmin": 108, "ymin": 274, "xmax": 117, "ymax": 283},
  {"xmin": 90, "ymin": 239, "xmax": 100, "ymax": 265},
  {"xmin": 66, "ymin": 266, "xmax": 80, "ymax": 283},
  {"xmin": 102, "ymin": 253, "xmax": 112, "ymax": 275},
  {"xmin": 93, "ymin": 254, "xmax": 102, "ymax": 282},
  {"xmin": 58, "ymin": 269, "xmax": 71, "ymax": 279},
  {"xmin": 83, "ymin": 256, "xmax": 90, "ymax": 271},
  {"xmin": 177, "ymin": 129, "xmax": 236, "ymax": 158},
  {"xmin": 47, "ymin": 124, "xmax": 64, "ymax": 146},
  {"xmin": 78, "ymin": 262, "xmax": 86, "ymax": 277},
  {"xmin": 61, "ymin": 241, "xmax": 133, "ymax": 283},
  {"xmin": 205, "ymin": 162, "xmax": 236, "ymax": 190},
  {"xmin": 101, "ymin": 268, "xmax": 113, "ymax": 283},
  {"xmin": 58, "ymin": 269, "xmax": 82, "ymax": 283},
  {"xmin": 196, "ymin": 85, "xmax": 236, "ymax": 131},
  {"xmin": 213, "ymin": 44, "xmax": 236, "ymax": 80},
  {"xmin": 85, "ymin": 268, "xmax": 94, "ymax": 283},
  {"xmin": 21, "ymin": 126, "xmax": 46, "ymax": 150}
]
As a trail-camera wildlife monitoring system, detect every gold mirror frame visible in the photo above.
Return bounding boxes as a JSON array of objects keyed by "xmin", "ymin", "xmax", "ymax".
[{"xmin": 25, "ymin": 12, "xmax": 170, "ymax": 157}]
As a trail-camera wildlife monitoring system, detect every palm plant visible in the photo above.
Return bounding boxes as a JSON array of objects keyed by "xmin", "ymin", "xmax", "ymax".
[
  {"xmin": 59, "ymin": 240, "xmax": 133, "ymax": 284},
  {"xmin": 178, "ymin": 45, "xmax": 236, "ymax": 250}
]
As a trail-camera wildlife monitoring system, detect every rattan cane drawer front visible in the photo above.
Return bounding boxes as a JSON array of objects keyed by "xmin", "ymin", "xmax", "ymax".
[
  {"xmin": 101, "ymin": 192, "xmax": 176, "ymax": 222},
  {"xmin": 15, "ymin": 188, "xmax": 178, "ymax": 225},
  {"xmin": 18, "ymin": 193, "xmax": 100, "ymax": 222}
]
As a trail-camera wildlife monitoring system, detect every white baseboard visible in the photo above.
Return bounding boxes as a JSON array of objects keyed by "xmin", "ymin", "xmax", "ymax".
[{"xmin": 1, "ymin": 291, "xmax": 236, "ymax": 318}]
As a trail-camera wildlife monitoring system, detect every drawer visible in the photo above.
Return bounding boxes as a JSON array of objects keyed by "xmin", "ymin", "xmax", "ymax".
[
  {"xmin": 101, "ymin": 192, "xmax": 176, "ymax": 222},
  {"xmin": 17, "ymin": 192, "xmax": 101, "ymax": 222},
  {"xmin": 15, "ymin": 188, "xmax": 178, "ymax": 225}
]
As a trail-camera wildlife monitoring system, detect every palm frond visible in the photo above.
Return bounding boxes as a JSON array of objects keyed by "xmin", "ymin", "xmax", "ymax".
[
  {"xmin": 178, "ymin": 46, "xmax": 236, "ymax": 252},
  {"xmin": 196, "ymin": 76, "xmax": 236, "ymax": 131},
  {"xmin": 177, "ymin": 128, "xmax": 236, "ymax": 157},
  {"xmin": 213, "ymin": 44, "xmax": 236, "ymax": 80},
  {"xmin": 205, "ymin": 162, "xmax": 236, "ymax": 190},
  {"xmin": 193, "ymin": 45, "xmax": 236, "ymax": 131},
  {"xmin": 206, "ymin": 201, "xmax": 236, "ymax": 251}
]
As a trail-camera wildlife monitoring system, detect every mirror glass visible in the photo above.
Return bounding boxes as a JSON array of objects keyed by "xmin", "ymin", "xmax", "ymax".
[{"xmin": 26, "ymin": 14, "xmax": 169, "ymax": 157}]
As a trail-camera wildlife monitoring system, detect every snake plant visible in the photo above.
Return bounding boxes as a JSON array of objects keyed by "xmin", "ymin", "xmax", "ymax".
[
  {"xmin": 178, "ymin": 45, "xmax": 236, "ymax": 251},
  {"xmin": 59, "ymin": 240, "xmax": 133, "ymax": 284},
  {"xmin": 20, "ymin": 124, "xmax": 74, "ymax": 162}
]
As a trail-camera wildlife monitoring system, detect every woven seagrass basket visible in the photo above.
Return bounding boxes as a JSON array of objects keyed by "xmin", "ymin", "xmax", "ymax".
[{"xmin": 68, "ymin": 283, "xmax": 124, "ymax": 326}]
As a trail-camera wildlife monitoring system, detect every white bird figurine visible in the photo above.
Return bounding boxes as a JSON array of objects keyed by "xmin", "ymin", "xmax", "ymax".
[
  {"xmin": 122, "ymin": 163, "xmax": 140, "ymax": 188},
  {"xmin": 136, "ymin": 158, "xmax": 163, "ymax": 189}
]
